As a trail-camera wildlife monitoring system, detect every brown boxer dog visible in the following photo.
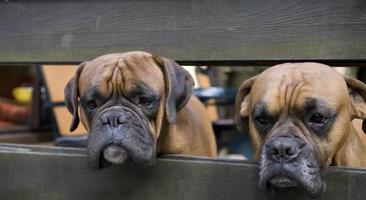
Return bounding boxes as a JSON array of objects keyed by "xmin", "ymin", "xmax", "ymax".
[
  {"xmin": 65, "ymin": 51, "xmax": 217, "ymax": 169},
  {"xmin": 235, "ymin": 63, "xmax": 366, "ymax": 198}
]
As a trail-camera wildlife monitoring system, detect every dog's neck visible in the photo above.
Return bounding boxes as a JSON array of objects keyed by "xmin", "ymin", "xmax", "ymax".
[
  {"xmin": 333, "ymin": 120, "xmax": 366, "ymax": 167},
  {"xmin": 156, "ymin": 97, "xmax": 217, "ymax": 157}
]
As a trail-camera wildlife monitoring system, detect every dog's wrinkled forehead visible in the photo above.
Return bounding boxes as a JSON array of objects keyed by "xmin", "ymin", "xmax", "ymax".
[
  {"xmin": 78, "ymin": 51, "xmax": 164, "ymax": 96},
  {"xmin": 251, "ymin": 63, "xmax": 349, "ymax": 113}
]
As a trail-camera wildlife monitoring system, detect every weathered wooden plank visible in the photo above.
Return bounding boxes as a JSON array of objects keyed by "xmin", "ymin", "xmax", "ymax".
[
  {"xmin": 0, "ymin": 142, "xmax": 85, "ymax": 154},
  {"xmin": 0, "ymin": 0, "xmax": 366, "ymax": 65},
  {"xmin": 0, "ymin": 143, "xmax": 365, "ymax": 200}
]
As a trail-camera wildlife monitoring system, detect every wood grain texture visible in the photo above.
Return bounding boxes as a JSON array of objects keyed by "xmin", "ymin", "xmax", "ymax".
[
  {"xmin": 0, "ymin": 0, "xmax": 366, "ymax": 65},
  {"xmin": 0, "ymin": 143, "xmax": 365, "ymax": 200}
]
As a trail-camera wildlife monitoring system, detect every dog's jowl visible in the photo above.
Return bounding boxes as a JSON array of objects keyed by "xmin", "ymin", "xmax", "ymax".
[
  {"xmin": 65, "ymin": 51, "xmax": 217, "ymax": 169},
  {"xmin": 235, "ymin": 63, "xmax": 366, "ymax": 198}
]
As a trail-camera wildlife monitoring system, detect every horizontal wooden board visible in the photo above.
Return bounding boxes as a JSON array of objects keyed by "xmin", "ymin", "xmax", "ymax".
[
  {"xmin": 0, "ymin": 143, "xmax": 365, "ymax": 200},
  {"xmin": 0, "ymin": 0, "xmax": 366, "ymax": 65}
]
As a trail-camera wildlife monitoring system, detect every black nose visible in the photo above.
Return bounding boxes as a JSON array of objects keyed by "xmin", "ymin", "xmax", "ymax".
[
  {"xmin": 266, "ymin": 137, "xmax": 301, "ymax": 163},
  {"xmin": 100, "ymin": 110, "xmax": 132, "ymax": 128}
]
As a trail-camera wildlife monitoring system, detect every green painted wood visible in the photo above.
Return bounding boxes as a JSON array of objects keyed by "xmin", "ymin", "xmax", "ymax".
[
  {"xmin": 0, "ymin": 143, "xmax": 365, "ymax": 200},
  {"xmin": 0, "ymin": 0, "xmax": 366, "ymax": 65}
]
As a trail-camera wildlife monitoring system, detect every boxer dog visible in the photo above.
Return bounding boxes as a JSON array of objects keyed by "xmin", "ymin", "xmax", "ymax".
[
  {"xmin": 65, "ymin": 51, "xmax": 217, "ymax": 169},
  {"xmin": 235, "ymin": 63, "xmax": 366, "ymax": 198}
]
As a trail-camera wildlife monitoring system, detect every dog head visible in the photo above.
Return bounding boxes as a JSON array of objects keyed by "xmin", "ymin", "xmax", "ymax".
[
  {"xmin": 235, "ymin": 63, "xmax": 366, "ymax": 197},
  {"xmin": 65, "ymin": 51, "xmax": 194, "ymax": 169}
]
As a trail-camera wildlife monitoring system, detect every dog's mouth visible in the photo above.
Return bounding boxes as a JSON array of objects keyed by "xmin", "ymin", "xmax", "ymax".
[
  {"xmin": 99, "ymin": 144, "xmax": 132, "ymax": 168},
  {"xmin": 260, "ymin": 163, "xmax": 325, "ymax": 199},
  {"xmin": 258, "ymin": 136, "xmax": 327, "ymax": 198},
  {"xmin": 269, "ymin": 176, "xmax": 298, "ymax": 189},
  {"xmin": 87, "ymin": 128, "xmax": 156, "ymax": 170},
  {"xmin": 89, "ymin": 137, "xmax": 156, "ymax": 169},
  {"xmin": 259, "ymin": 154, "xmax": 325, "ymax": 199},
  {"xmin": 265, "ymin": 175, "xmax": 325, "ymax": 199},
  {"xmin": 87, "ymin": 106, "xmax": 157, "ymax": 170},
  {"xmin": 103, "ymin": 144, "xmax": 130, "ymax": 164}
]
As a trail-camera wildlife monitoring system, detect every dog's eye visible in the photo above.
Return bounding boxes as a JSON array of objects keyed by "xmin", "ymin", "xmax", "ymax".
[
  {"xmin": 309, "ymin": 113, "xmax": 327, "ymax": 124},
  {"xmin": 86, "ymin": 100, "xmax": 98, "ymax": 110},
  {"xmin": 255, "ymin": 116, "xmax": 269, "ymax": 125},
  {"xmin": 138, "ymin": 96, "xmax": 152, "ymax": 107}
]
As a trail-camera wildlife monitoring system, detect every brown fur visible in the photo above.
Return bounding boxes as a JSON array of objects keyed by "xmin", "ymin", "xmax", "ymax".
[
  {"xmin": 235, "ymin": 62, "xmax": 366, "ymax": 167},
  {"xmin": 68, "ymin": 51, "xmax": 216, "ymax": 158}
]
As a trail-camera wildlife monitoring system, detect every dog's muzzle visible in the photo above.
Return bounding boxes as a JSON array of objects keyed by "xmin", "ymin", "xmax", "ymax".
[
  {"xmin": 87, "ymin": 106, "xmax": 156, "ymax": 169},
  {"xmin": 259, "ymin": 135, "xmax": 325, "ymax": 198}
]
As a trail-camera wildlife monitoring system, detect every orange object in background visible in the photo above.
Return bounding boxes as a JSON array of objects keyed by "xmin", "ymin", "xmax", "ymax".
[
  {"xmin": 0, "ymin": 100, "xmax": 30, "ymax": 126},
  {"xmin": 42, "ymin": 65, "xmax": 87, "ymax": 136}
]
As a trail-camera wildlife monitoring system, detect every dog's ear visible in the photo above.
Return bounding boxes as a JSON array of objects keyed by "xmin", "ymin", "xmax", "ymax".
[
  {"xmin": 345, "ymin": 76, "xmax": 366, "ymax": 133},
  {"xmin": 153, "ymin": 56, "xmax": 194, "ymax": 123},
  {"xmin": 64, "ymin": 62, "xmax": 87, "ymax": 132},
  {"xmin": 234, "ymin": 76, "xmax": 257, "ymax": 134}
]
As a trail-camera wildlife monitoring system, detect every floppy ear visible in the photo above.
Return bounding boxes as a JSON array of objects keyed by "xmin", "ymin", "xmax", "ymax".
[
  {"xmin": 344, "ymin": 76, "xmax": 366, "ymax": 133},
  {"xmin": 234, "ymin": 76, "xmax": 257, "ymax": 134},
  {"xmin": 64, "ymin": 62, "xmax": 87, "ymax": 132},
  {"xmin": 153, "ymin": 56, "xmax": 194, "ymax": 123}
]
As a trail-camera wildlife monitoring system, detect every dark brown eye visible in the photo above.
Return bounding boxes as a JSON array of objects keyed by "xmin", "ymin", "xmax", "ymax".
[
  {"xmin": 86, "ymin": 100, "xmax": 97, "ymax": 110},
  {"xmin": 309, "ymin": 113, "xmax": 327, "ymax": 124},
  {"xmin": 138, "ymin": 96, "xmax": 152, "ymax": 107},
  {"xmin": 255, "ymin": 116, "xmax": 268, "ymax": 125}
]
